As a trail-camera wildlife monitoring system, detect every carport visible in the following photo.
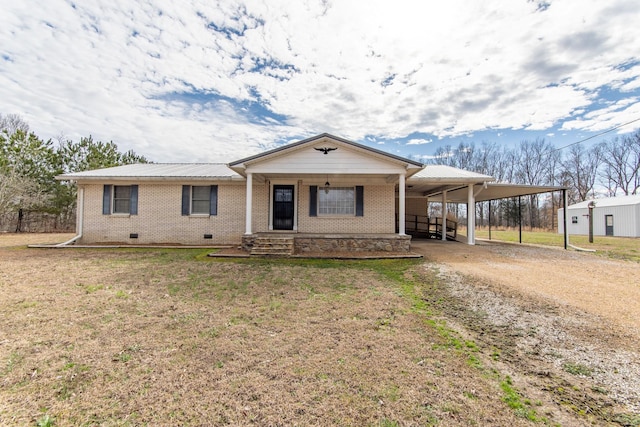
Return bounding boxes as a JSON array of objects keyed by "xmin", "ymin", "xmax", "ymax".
[{"xmin": 404, "ymin": 166, "xmax": 567, "ymax": 248}]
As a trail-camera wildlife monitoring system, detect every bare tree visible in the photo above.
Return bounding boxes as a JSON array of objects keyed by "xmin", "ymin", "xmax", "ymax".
[
  {"xmin": 476, "ymin": 141, "xmax": 513, "ymax": 181},
  {"xmin": 512, "ymin": 138, "xmax": 554, "ymax": 228},
  {"xmin": 431, "ymin": 144, "xmax": 456, "ymax": 167},
  {"xmin": 0, "ymin": 113, "xmax": 30, "ymax": 135},
  {"xmin": 560, "ymin": 143, "xmax": 602, "ymax": 203},
  {"xmin": 0, "ymin": 169, "xmax": 45, "ymax": 231},
  {"xmin": 599, "ymin": 130, "xmax": 640, "ymax": 195}
]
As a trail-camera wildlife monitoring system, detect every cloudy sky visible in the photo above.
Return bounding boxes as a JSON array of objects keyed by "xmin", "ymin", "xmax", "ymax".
[{"xmin": 1, "ymin": 0, "xmax": 639, "ymax": 163}]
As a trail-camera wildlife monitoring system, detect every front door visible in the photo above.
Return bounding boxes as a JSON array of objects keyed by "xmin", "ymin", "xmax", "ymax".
[
  {"xmin": 605, "ymin": 215, "xmax": 614, "ymax": 236},
  {"xmin": 273, "ymin": 185, "xmax": 295, "ymax": 230}
]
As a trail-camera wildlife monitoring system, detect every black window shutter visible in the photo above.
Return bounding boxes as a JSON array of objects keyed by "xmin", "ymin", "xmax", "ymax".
[
  {"xmin": 102, "ymin": 185, "xmax": 111, "ymax": 215},
  {"xmin": 130, "ymin": 185, "xmax": 138, "ymax": 215},
  {"xmin": 309, "ymin": 186, "xmax": 317, "ymax": 216},
  {"xmin": 181, "ymin": 185, "xmax": 190, "ymax": 216},
  {"xmin": 355, "ymin": 186, "xmax": 364, "ymax": 216},
  {"xmin": 210, "ymin": 185, "xmax": 218, "ymax": 216}
]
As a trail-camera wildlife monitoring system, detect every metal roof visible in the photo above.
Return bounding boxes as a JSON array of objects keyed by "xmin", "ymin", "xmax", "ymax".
[
  {"xmin": 55, "ymin": 160, "xmax": 564, "ymax": 204},
  {"xmin": 410, "ymin": 164, "xmax": 494, "ymax": 181},
  {"xmin": 57, "ymin": 163, "xmax": 242, "ymax": 181},
  {"xmin": 566, "ymin": 194, "xmax": 640, "ymax": 209},
  {"xmin": 435, "ymin": 183, "xmax": 564, "ymax": 203}
]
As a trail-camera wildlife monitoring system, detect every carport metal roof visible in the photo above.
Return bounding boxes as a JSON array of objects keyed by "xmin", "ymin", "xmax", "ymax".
[
  {"xmin": 427, "ymin": 182, "xmax": 564, "ymax": 204},
  {"xmin": 406, "ymin": 165, "xmax": 563, "ymax": 204}
]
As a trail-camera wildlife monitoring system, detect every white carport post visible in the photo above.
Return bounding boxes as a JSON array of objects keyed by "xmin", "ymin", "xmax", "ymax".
[
  {"xmin": 245, "ymin": 172, "xmax": 253, "ymax": 235},
  {"xmin": 467, "ymin": 184, "xmax": 475, "ymax": 245},
  {"xmin": 441, "ymin": 189, "xmax": 447, "ymax": 241},
  {"xmin": 398, "ymin": 172, "xmax": 406, "ymax": 235}
]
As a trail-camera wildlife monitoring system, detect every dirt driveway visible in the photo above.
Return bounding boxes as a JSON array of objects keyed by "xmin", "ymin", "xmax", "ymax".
[
  {"xmin": 412, "ymin": 239, "xmax": 640, "ymax": 337},
  {"xmin": 411, "ymin": 238, "xmax": 640, "ymax": 420}
]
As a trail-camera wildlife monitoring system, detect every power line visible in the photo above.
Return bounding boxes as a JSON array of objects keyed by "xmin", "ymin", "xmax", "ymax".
[{"xmin": 550, "ymin": 116, "xmax": 640, "ymax": 153}]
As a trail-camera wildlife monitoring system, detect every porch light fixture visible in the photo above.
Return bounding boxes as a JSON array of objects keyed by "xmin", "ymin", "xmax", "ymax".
[{"xmin": 324, "ymin": 175, "xmax": 330, "ymax": 193}]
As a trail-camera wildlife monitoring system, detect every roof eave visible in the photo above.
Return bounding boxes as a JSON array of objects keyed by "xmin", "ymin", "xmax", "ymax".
[{"xmin": 56, "ymin": 175, "xmax": 245, "ymax": 182}]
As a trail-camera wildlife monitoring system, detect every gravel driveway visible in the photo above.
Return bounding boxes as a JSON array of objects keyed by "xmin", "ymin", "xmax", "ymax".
[{"xmin": 411, "ymin": 239, "xmax": 640, "ymax": 424}]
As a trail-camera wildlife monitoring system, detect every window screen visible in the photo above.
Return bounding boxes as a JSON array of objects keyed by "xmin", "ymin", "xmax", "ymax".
[
  {"xmin": 191, "ymin": 186, "xmax": 211, "ymax": 214},
  {"xmin": 318, "ymin": 187, "xmax": 355, "ymax": 215},
  {"xmin": 113, "ymin": 186, "xmax": 131, "ymax": 214}
]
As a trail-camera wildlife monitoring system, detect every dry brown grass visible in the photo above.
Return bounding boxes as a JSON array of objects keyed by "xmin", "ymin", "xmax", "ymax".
[
  {"xmin": 0, "ymin": 234, "xmax": 538, "ymax": 426},
  {"xmin": 5, "ymin": 234, "xmax": 639, "ymax": 426}
]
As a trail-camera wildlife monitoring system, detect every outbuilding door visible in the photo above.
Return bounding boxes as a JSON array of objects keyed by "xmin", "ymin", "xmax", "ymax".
[
  {"xmin": 273, "ymin": 185, "xmax": 295, "ymax": 230},
  {"xmin": 605, "ymin": 215, "xmax": 614, "ymax": 236}
]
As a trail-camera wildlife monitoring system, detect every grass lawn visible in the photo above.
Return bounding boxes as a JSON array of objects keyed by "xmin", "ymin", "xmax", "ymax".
[
  {"xmin": 473, "ymin": 228, "xmax": 640, "ymax": 262},
  {"xmin": 0, "ymin": 246, "xmax": 537, "ymax": 426}
]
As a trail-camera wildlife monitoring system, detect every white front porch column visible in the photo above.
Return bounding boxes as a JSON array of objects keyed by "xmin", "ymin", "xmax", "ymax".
[
  {"xmin": 441, "ymin": 189, "xmax": 447, "ymax": 241},
  {"xmin": 467, "ymin": 184, "xmax": 475, "ymax": 245},
  {"xmin": 398, "ymin": 172, "xmax": 406, "ymax": 235},
  {"xmin": 245, "ymin": 172, "xmax": 253, "ymax": 235}
]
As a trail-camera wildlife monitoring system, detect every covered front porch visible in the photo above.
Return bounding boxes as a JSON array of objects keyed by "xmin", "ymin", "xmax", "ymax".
[{"xmin": 228, "ymin": 133, "xmax": 425, "ymax": 245}]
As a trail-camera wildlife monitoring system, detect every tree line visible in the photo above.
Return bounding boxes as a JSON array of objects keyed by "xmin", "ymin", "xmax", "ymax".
[
  {"xmin": 426, "ymin": 129, "xmax": 640, "ymax": 230},
  {"xmin": 2, "ymin": 112, "xmax": 639, "ymax": 233},
  {"xmin": 0, "ymin": 114, "xmax": 149, "ymax": 232}
]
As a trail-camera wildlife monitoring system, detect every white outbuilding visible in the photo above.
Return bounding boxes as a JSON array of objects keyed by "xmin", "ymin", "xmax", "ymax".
[{"xmin": 558, "ymin": 194, "xmax": 640, "ymax": 237}]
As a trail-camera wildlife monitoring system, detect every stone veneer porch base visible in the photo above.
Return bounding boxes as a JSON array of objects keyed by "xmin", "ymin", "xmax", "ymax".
[{"xmin": 242, "ymin": 233, "xmax": 411, "ymax": 254}]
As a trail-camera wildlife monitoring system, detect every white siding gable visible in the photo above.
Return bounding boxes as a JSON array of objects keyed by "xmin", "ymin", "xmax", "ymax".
[{"xmin": 245, "ymin": 142, "xmax": 408, "ymax": 175}]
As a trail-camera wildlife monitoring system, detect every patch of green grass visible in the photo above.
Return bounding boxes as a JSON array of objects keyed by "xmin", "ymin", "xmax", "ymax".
[
  {"xmin": 381, "ymin": 384, "xmax": 400, "ymax": 402},
  {"xmin": 591, "ymin": 385, "xmax": 608, "ymax": 394},
  {"xmin": 115, "ymin": 290, "xmax": 129, "ymax": 299},
  {"xmin": 116, "ymin": 352, "xmax": 131, "ymax": 363},
  {"xmin": 613, "ymin": 413, "xmax": 640, "ymax": 426},
  {"xmin": 36, "ymin": 414, "xmax": 55, "ymax": 427},
  {"xmin": 199, "ymin": 327, "xmax": 219, "ymax": 339},
  {"xmin": 463, "ymin": 390, "xmax": 478, "ymax": 400},
  {"xmin": 209, "ymin": 256, "xmax": 421, "ymax": 275},
  {"xmin": 563, "ymin": 362, "xmax": 593, "ymax": 377},
  {"xmin": 474, "ymin": 229, "xmax": 640, "ymax": 262},
  {"xmin": 167, "ymin": 283, "xmax": 181, "ymax": 296},
  {"xmin": 82, "ymin": 284, "xmax": 104, "ymax": 293},
  {"xmin": 114, "ymin": 345, "xmax": 141, "ymax": 363},
  {"xmin": 500, "ymin": 376, "xmax": 545, "ymax": 422}
]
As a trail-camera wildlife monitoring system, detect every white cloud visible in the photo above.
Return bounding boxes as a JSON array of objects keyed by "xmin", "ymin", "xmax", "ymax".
[
  {"xmin": 561, "ymin": 97, "xmax": 640, "ymax": 133},
  {"xmin": 0, "ymin": 0, "xmax": 639, "ymax": 162},
  {"xmin": 406, "ymin": 138, "xmax": 432, "ymax": 145}
]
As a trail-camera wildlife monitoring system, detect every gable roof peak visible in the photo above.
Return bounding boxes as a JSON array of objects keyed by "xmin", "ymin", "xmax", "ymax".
[{"xmin": 228, "ymin": 133, "xmax": 423, "ymax": 168}]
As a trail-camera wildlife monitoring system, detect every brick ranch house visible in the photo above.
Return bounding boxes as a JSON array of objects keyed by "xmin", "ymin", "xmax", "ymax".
[{"xmin": 57, "ymin": 133, "xmax": 561, "ymax": 254}]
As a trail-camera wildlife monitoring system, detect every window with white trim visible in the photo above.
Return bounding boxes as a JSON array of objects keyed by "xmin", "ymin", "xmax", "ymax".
[{"xmin": 318, "ymin": 187, "xmax": 355, "ymax": 215}]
